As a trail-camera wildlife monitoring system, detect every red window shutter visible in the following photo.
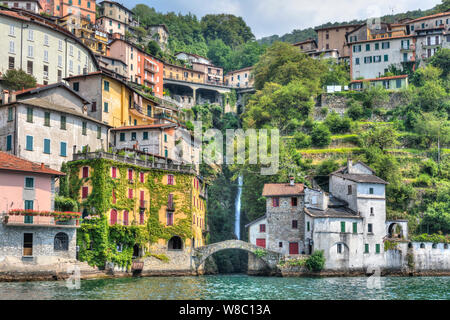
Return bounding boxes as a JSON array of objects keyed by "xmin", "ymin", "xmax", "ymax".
[
  {"xmin": 128, "ymin": 188, "xmax": 133, "ymax": 199},
  {"xmin": 82, "ymin": 167, "xmax": 89, "ymax": 178},
  {"xmin": 168, "ymin": 175, "xmax": 173, "ymax": 185},
  {"xmin": 260, "ymin": 224, "xmax": 266, "ymax": 232},
  {"xmin": 289, "ymin": 242, "xmax": 299, "ymax": 254},
  {"xmin": 167, "ymin": 212, "xmax": 173, "ymax": 226},
  {"xmin": 112, "ymin": 190, "xmax": 116, "ymax": 204},
  {"xmin": 273, "ymin": 197, "xmax": 279, "ymax": 207},
  {"xmin": 82, "ymin": 186, "xmax": 88, "ymax": 199},
  {"xmin": 139, "ymin": 211, "xmax": 144, "ymax": 225},
  {"xmin": 123, "ymin": 211, "xmax": 128, "ymax": 226},
  {"xmin": 140, "ymin": 172, "xmax": 144, "ymax": 183},
  {"xmin": 128, "ymin": 169, "xmax": 133, "ymax": 181},
  {"xmin": 168, "ymin": 193, "xmax": 173, "ymax": 209},
  {"xmin": 256, "ymin": 238, "xmax": 266, "ymax": 248},
  {"xmin": 110, "ymin": 209, "xmax": 117, "ymax": 225},
  {"xmin": 291, "ymin": 197, "xmax": 297, "ymax": 206},
  {"xmin": 111, "ymin": 167, "xmax": 117, "ymax": 178}
]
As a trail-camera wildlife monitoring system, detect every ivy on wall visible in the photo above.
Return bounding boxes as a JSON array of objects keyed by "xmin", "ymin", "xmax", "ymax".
[{"xmin": 68, "ymin": 158, "xmax": 196, "ymax": 269}]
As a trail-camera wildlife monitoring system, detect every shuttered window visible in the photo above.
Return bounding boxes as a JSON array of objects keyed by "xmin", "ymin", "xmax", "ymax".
[
  {"xmin": 341, "ymin": 221, "xmax": 346, "ymax": 233},
  {"xmin": 43, "ymin": 138, "xmax": 50, "ymax": 154}
]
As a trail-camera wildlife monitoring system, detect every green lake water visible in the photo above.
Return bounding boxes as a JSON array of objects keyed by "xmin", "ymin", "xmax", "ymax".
[{"xmin": 0, "ymin": 275, "xmax": 448, "ymax": 300}]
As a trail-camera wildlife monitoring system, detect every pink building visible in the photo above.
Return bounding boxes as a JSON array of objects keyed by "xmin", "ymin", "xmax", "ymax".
[{"xmin": 0, "ymin": 152, "xmax": 80, "ymax": 261}]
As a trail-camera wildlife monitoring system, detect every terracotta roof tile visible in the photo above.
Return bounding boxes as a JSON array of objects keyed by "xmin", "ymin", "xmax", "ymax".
[
  {"xmin": 0, "ymin": 152, "xmax": 64, "ymax": 176},
  {"xmin": 262, "ymin": 183, "xmax": 304, "ymax": 197}
]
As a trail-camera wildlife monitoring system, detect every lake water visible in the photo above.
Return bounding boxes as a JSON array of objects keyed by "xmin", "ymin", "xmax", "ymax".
[{"xmin": 0, "ymin": 275, "xmax": 448, "ymax": 300}]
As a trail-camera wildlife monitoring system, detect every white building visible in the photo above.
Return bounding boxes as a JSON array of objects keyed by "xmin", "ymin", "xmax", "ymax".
[
  {"xmin": 0, "ymin": 83, "xmax": 111, "ymax": 170},
  {"xmin": 246, "ymin": 160, "xmax": 401, "ymax": 271},
  {"xmin": 0, "ymin": 7, "xmax": 99, "ymax": 86},
  {"xmin": 1, "ymin": 0, "xmax": 41, "ymax": 14}
]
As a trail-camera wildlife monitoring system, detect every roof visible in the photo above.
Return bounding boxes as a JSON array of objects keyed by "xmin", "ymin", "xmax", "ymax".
[
  {"xmin": 4, "ymin": 97, "xmax": 111, "ymax": 127},
  {"xmin": 225, "ymin": 66, "xmax": 253, "ymax": 76},
  {"xmin": 315, "ymin": 23, "xmax": 360, "ymax": 31},
  {"xmin": 13, "ymin": 82, "xmax": 90, "ymax": 104},
  {"xmin": 332, "ymin": 173, "xmax": 388, "ymax": 184},
  {"xmin": 262, "ymin": 183, "xmax": 304, "ymax": 197},
  {"xmin": 293, "ymin": 38, "xmax": 317, "ymax": 46},
  {"xmin": 0, "ymin": 152, "xmax": 64, "ymax": 176},
  {"xmin": 350, "ymin": 75, "xmax": 408, "ymax": 83},
  {"xmin": 245, "ymin": 215, "xmax": 267, "ymax": 228},
  {"xmin": 0, "ymin": 7, "xmax": 100, "ymax": 70},
  {"xmin": 111, "ymin": 123, "xmax": 177, "ymax": 131},
  {"xmin": 304, "ymin": 207, "xmax": 361, "ymax": 219},
  {"xmin": 108, "ymin": 38, "xmax": 162, "ymax": 63},
  {"xmin": 407, "ymin": 12, "xmax": 450, "ymax": 24},
  {"xmin": 175, "ymin": 51, "xmax": 211, "ymax": 62},
  {"xmin": 98, "ymin": 1, "xmax": 135, "ymax": 15},
  {"xmin": 350, "ymin": 34, "xmax": 413, "ymax": 44}
]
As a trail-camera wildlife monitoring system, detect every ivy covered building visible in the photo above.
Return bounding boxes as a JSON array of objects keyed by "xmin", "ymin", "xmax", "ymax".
[{"xmin": 65, "ymin": 150, "xmax": 207, "ymax": 270}]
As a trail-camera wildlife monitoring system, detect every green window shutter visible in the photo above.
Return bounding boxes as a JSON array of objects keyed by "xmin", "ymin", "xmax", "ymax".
[
  {"xmin": 60, "ymin": 142, "xmax": 67, "ymax": 157},
  {"xmin": 97, "ymin": 126, "xmax": 101, "ymax": 139},
  {"xmin": 165, "ymin": 149, "xmax": 168, "ymax": 157},
  {"xmin": 44, "ymin": 112, "xmax": 50, "ymax": 126},
  {"xmin": 8, "ymin": 107, "xmax": 13, "ymax": 121},
  {"xmin": 27, "ymin": 107, "xmax": 33, "ymax": 122},
  {"xmin": 365, "ymin": 244, "xmax": 369, "ymax": 253},
  {"xmin": 43, "ymin": 138, "xmax": 50, "ymax": 154},
  {"xmin": 120, "ymin": 133, "xmax": 125, "ymax": 141},
  {"xmin": 104, "ymin": 102, "xmax": 108, "ymax": 112},
  {"xmin": 384, "ymin": 54, "xmax": 388, "ymax": 62},
  {"xmin": 307, "ymin": 221, "xmax": 310, "ymax": 232},
  {"xmin": 24, "ymin": 200, "xmax": 34, "ymax": 210},
  {"xmin": 61, "ymin": 115, "xmax": 66, "ymax": 130},
  {"xmin": 25, "ymin": 177, "xmax": 34, "ymax": 189},
  {"xmin": 6, "ymin": 135, "xmax": 12, "ymax": 151},
  {"xmin": 143, "ymin": 132, "xmax": 148, "ymax": 140},
  {"xmin": 341, "ymin": 221, "xmax": 346, "ymax": 233},
  {"xmin": 82, "ymin": 122, "xmax": 87, "ymax": 135},
  {"xmin": 26, "ymin": 135, "xmax": 33, "ymax": 151},
  {"xmin": 104, "ymin": 81, "xmax": 109, "ymax": 92},
  {"xmin": 353, "ymin": 222, "xmax": 357, "ymax": 234},
  {"xmin": 376, "ymin": 244, "xmax": 380, "ymax": 254}
]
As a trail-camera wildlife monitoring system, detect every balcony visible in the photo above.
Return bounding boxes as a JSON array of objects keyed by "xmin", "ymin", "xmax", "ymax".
[
  {"xmin": 144, "ymin": 64, "xmax": 156, "ymax": 73},
  {"xmin": 400, "ymin": 44, "xmax": 415, "ymax": 52},
  {"xmin": 3, "ymin": 213, "xmax": 80, "ymax": 228}
]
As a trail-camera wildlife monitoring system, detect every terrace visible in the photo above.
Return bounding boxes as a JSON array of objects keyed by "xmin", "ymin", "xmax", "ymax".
[{"xmin": 2, "ymin": 211, "xmax": 81, "ymax": 228}]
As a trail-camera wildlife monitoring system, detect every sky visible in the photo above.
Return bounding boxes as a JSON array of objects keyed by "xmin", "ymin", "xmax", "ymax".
[{"xmin": 121, "ymin": 0, "xmax": 442, "ymax": 39}]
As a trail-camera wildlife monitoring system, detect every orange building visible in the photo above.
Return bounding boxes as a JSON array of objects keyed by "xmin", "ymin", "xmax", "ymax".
[
  {"xmin": 43, "ymin": 0, "xmax": 96, "ymax": 22},
  {"xmin": 108, "ymin": 36, "xmax": 164, "ymax": 97}
]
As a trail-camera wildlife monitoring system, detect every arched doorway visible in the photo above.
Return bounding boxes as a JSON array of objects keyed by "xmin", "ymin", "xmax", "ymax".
[
  {"xmin": 388, "ymin": 223, "xmax": 404, "ymax": 239},
  {"xmin": 168, "ymin": 236, "xmax": 183, "ymax": 250},
  {"xmin": 110, "ymin": 209, "xmax": 117, "ymax": 225},
  {"xmin": 54, "ymin": 232, "xmax": 69, "ymax": 251}
]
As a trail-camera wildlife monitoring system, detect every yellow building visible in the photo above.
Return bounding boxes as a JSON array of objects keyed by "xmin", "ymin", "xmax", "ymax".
[
  {"xmin": 70, "ymin": 151, "xmax": 207, "ymax": 252},
  {"xmin": 57, "ymin": 14, "xmax": 108, "ymax": 56},
  {"xmin": 65, "ymin": 71, "xmax": 175, "ymax": 127},
  {"xmin": 163, "ymin": 62, "xmax": 205, "ymax": 84}
]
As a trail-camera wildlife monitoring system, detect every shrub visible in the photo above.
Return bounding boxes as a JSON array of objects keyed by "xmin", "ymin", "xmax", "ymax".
[
  {"xmin": 305, "ymin": 250, "xmax": 325, "ymax": 271},
  {"xmin": 324, "ymin": 111, "xmax": 352, "ymax": 134},
  {"xmin": 55, "ymin": 196, "xmax": 78, "ymax": 212},
  {"xmin": 293, "ymin": 132, "xmax": 312, "ymax": 148},
  {"xmin": 311, "ymin": 124, "xmax": 331, "ymax": 147},
  {"xmin": 413, "ymin": 174, "xmax": 433, "ymax": 187},
  {"xmin": 421, "ymin": 159, "xmax": 438, "ymax": 177},
  {"xmin": 346, "ymin": 99, "xmax": 366, "ymax": 120}
]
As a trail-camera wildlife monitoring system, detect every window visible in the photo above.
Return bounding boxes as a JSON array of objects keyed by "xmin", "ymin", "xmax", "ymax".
[
  {"xmin": 6, "ymin": 135, "xmax": 12, "ymax": 151},
  {"xmin": 259, "ymin": 224, "xmax": 266, "ymax": 232},
  {"xmin": 82, "ymin": 186, "xmax": 88, "ymax": 199},
  {"xmin": 382, "ymin": 42, "xmax": 390, "ymax": 49},
  {"xmin": 279, "ymin": 242, "xmax": 283, "ymax": 248},
  {"xmin": 147, "ymin": 105, "xmax": 152, "ymax": 117},
  {"xmin": 111, "ymin": 167, "xmax": 117, "ymax": 178},
  {"xmin": 73, "ymin": 82, "xmax": 79, "ymax": 92},
  {"xmin": 272, "ymin": 197, "xmax": 279, "ymax": 207},
  {"xmin": 82, "ymin": 167, "xmax": 89, "ymax": 178},
  {"xmin": 307, "ymin": 221, "xmax": 311, "ymax": 232},
  {"xmin": 97, "ymin": 126, "xmax": 101, "ymax": 139},
  {"xmin": 291, "ymin": 197, "xmax": 297, "ymax": 207},
  {"xmin": 140, "ymin": 172, "xmax": 144, "ymax": 183},
  {"xmin": 7, "ymin": 107, "xmax": 13, "ymax": 121},
  {"xmin": 43, "ymin": 138, "xmax": 50, "ymax": 154},
  {"xmin": 368, "ymin": 223, "xmax": 373, "ymax": 233},
  {"xmin": 8, "ymin": 56, "xmax": 14, "ymax": 69},
  {"xmin": 25, "ymin": 135, "xmax": 33, "ymax": 151},
  {"xmin": 28, "ymin": 29, "xmax": 33, "ymax": 41},
  {"xmin": 54, "ymin": 233, "xmax": 69, "ymax": 251},
  {"xmin": 337, "ymin": 243, "xmax": 343, "ymax": 254},
  {"xmin": 292, "ymin": 220, "xmax": 298, "ymax": 229},
  {"xmin": 374, "ymin": 43, "xmax": 379, "ymax": 50},
  {"xmin": 27, "ymin": 45, "xmax": 33, "ymax": 58},
  {"xmin": 167, "ymin": 174, "xmax": 174, "ymax": 185},
  {"xmin": 82, "ymin": 122, "xmax": 87, "ymax": 135},
  {"xmin": 355, "ymin": 58, "xmax": 360, "ymax": 65},
  {"xmin": 44, "ymin": 50, "xmax": 48, "ymax": 63},
  {"xmin": 128, "ymin": 188, "xmax": 133, "ymax": 199},
  {"xmin": 364, "ymin": 244, "xmax": 369, "ymax": 253},
  {"xmin": 103, "ymin": 102, "xmax": 108, "ymax": 112},
  {"xmin": 104, "ymin": 81, "xmax": 109, "ymax": 92},
  {"xmin": 384, "ymin": 54, "xmax": 389, "ymax": 62},
  {"xmin": 128, "ymin": 169, "xmax": 133, "ymax": 181},
  {"xmin": 44, "ymin": 112, "xmax": 50, "ymax": 126},
  {"xmin": 143, "ymin": 132, "xmax": 148, "ymax": 140},
  {"xmin": 9, "ymin": 24, "xmax": 14, "ymax": 36},
  {"xmin": 90, "ymin": 102, "xmax": 97, "ymax": 112},
  {"xmin": 164, "ymin": 134, "xmax": 167, "ymax": 142},
  {"xmin": 164, "ymin": 149, "xmax": 168, "ymax": 158},
  {"xmin": 27, "ymin": 107, "xmax": 33, "ymax": 122},
  {"xmin": 365, "ymin": 44, "xmax": 370, "ymax": 51},
  {"xmin": 369, "ymin": 187, "xmax": 374, "ymax": 194},
  {"xmin": 69, "ymin": 60, "xmax": 73, "ymax": 72},
  {"xmin": 347, "ymin": 185, "xmax": 352, "ymax": 195},
  {"xmin": 373, "ymin": 55, "xmax": 381, "ymax": 63},
  {"xmin": 370, "ymin": 207, "xmax": 374, "ymax": 215},
  {"xmin": 341, "ymin": 221, "xmax": 346, "ymax": 233},
  {"xmin": 25, "ymin": 177, "xmax": 34, "ymax": 189},
  {"xmin": 131, "ymin": 132, "xmax": 136, "ymax": 141},
  {"xmin": 375, "ymin": 244, "xmax": 380, "ymax": 254},
  {"xmin": 120, "ymin": 133, "xmax": 125, "ymax": 142},
  {"xmin": 60, "ymin": 116, "xmax": 66, "ymax": 130},
  {"xmin": 353, "ymin": 222, "xmax": 357, "ymax": 234},
  {"xmin": 60, "ymin": 142, "xmax": 67, "ymax": 157},
  {"xmin": 167, "ymin": 212, "xmax": 173, "ymax": 226},
  {"xmin": 9, "ymin": 41, "xmax": 14, "ymax": 53}
]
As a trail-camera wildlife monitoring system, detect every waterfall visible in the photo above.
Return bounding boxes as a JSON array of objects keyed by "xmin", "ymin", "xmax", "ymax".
[{"xmin": 234, "ymin": 175, "xmax": 243, "ymax": 240}]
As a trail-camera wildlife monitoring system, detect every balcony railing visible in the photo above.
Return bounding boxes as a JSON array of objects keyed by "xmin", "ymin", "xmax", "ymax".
[{"xmin": 3, "ymin": 214, "xmax": 80, "ymax": 228}]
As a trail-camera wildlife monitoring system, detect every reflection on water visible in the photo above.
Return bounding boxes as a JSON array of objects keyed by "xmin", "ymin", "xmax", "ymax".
[{"xmin": 0, "ymin": 275, "xmax": 448, "ymax": 300}]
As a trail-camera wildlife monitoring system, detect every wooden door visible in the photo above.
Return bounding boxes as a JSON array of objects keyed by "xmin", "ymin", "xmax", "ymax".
[
  {"xmin": 289, "ymin": 242, "xmax": 299, "ymax": 255},
  {"xmin": 23, "ymin": 233, "xmax": 33, "ymax": 256},
  {"xmin": 256, "ymin": 238, "xmax": 266, "ymax": 248}
]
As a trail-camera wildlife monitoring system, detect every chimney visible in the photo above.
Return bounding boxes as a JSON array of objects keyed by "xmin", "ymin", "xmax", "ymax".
[
  {"xmin": 10, "ymin": 92, "xmax": 16, "ymax": 103},
  {"xmin": 347, "ymin": 158, "xmax": 353, "ymax": 173},
  {"xmin": 40, "ymin": 163, "xmax": 44, "ymax": 169},
  {"xmin": 289, "ymin": 176, "xmax": 295, "ymax": 186},
  {"xmin": 1, "ymin": 90, "xmax": 9, "ymax": 105}
]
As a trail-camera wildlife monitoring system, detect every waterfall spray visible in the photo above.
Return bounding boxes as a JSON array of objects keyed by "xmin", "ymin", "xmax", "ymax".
[{"xmin": 234, "ymin": 175, "xmax": 243, "ymax": 240}]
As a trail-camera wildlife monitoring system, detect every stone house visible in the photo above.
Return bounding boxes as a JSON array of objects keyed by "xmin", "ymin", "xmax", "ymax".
[
  {"xmin": 0, "ymin": 83, "xmax": 111, "ymax": 170},
  {"xmin": 247, "ymin": 160, "xmax": 405, "ymax": 271},
  {"xmin": 0, "ymin": 152, "xmax": 79, "ymax": 264},
  {"xmin": 315, "ymin": 24, "xmax": 360, "ymax": 58},
  {"xmin": 96, "ymin": 0, "xmax": 137, "ymax": 36},
  {"xmin": 224, "ymin": 67, "xmax": 253, "ymax": 88}
]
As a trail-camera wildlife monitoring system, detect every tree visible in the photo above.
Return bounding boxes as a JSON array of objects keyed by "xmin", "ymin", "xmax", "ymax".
[
  {"xmin": 324, "ymin": 112, "xmax": 352, "ymax": 134},
  {"xmin": 320, "ymin": 59, "xmax": 350, "ymax": 87},
  {"xmin": 147, "ymin": 40, "xmax": 162, "ymax": 57},
  {"xmin": 201, "ymin": 14, "xmax": 254, "ymax": 48},
  {"xmin": 207, "ymin": 39, "xmax": 232, "ymax": 70},
  {"xmin": 430, "ymin": 48, "xmax": 450, "ymax": 78},
  {"xmin": 360, "ymin": 125, "xmax": 399, "ymax": 151},
  {"xmin": 252, "ymin": 42, "xmax": 326, "ymax": 90},
  {"xmin": 2, "ymin": 69, "xmax": 37, "ymax": 91}
]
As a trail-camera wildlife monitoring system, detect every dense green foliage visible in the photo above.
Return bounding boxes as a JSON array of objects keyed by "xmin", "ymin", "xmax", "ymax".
[{"xmin": 2, "ymin": 69, "xmax": 37, "ymax": 91}]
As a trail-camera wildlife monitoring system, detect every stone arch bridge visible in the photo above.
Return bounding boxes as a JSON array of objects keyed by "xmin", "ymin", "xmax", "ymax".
[{"xmin": 192, "ymin": 240, "xmax": 282, "ymax": 275}]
